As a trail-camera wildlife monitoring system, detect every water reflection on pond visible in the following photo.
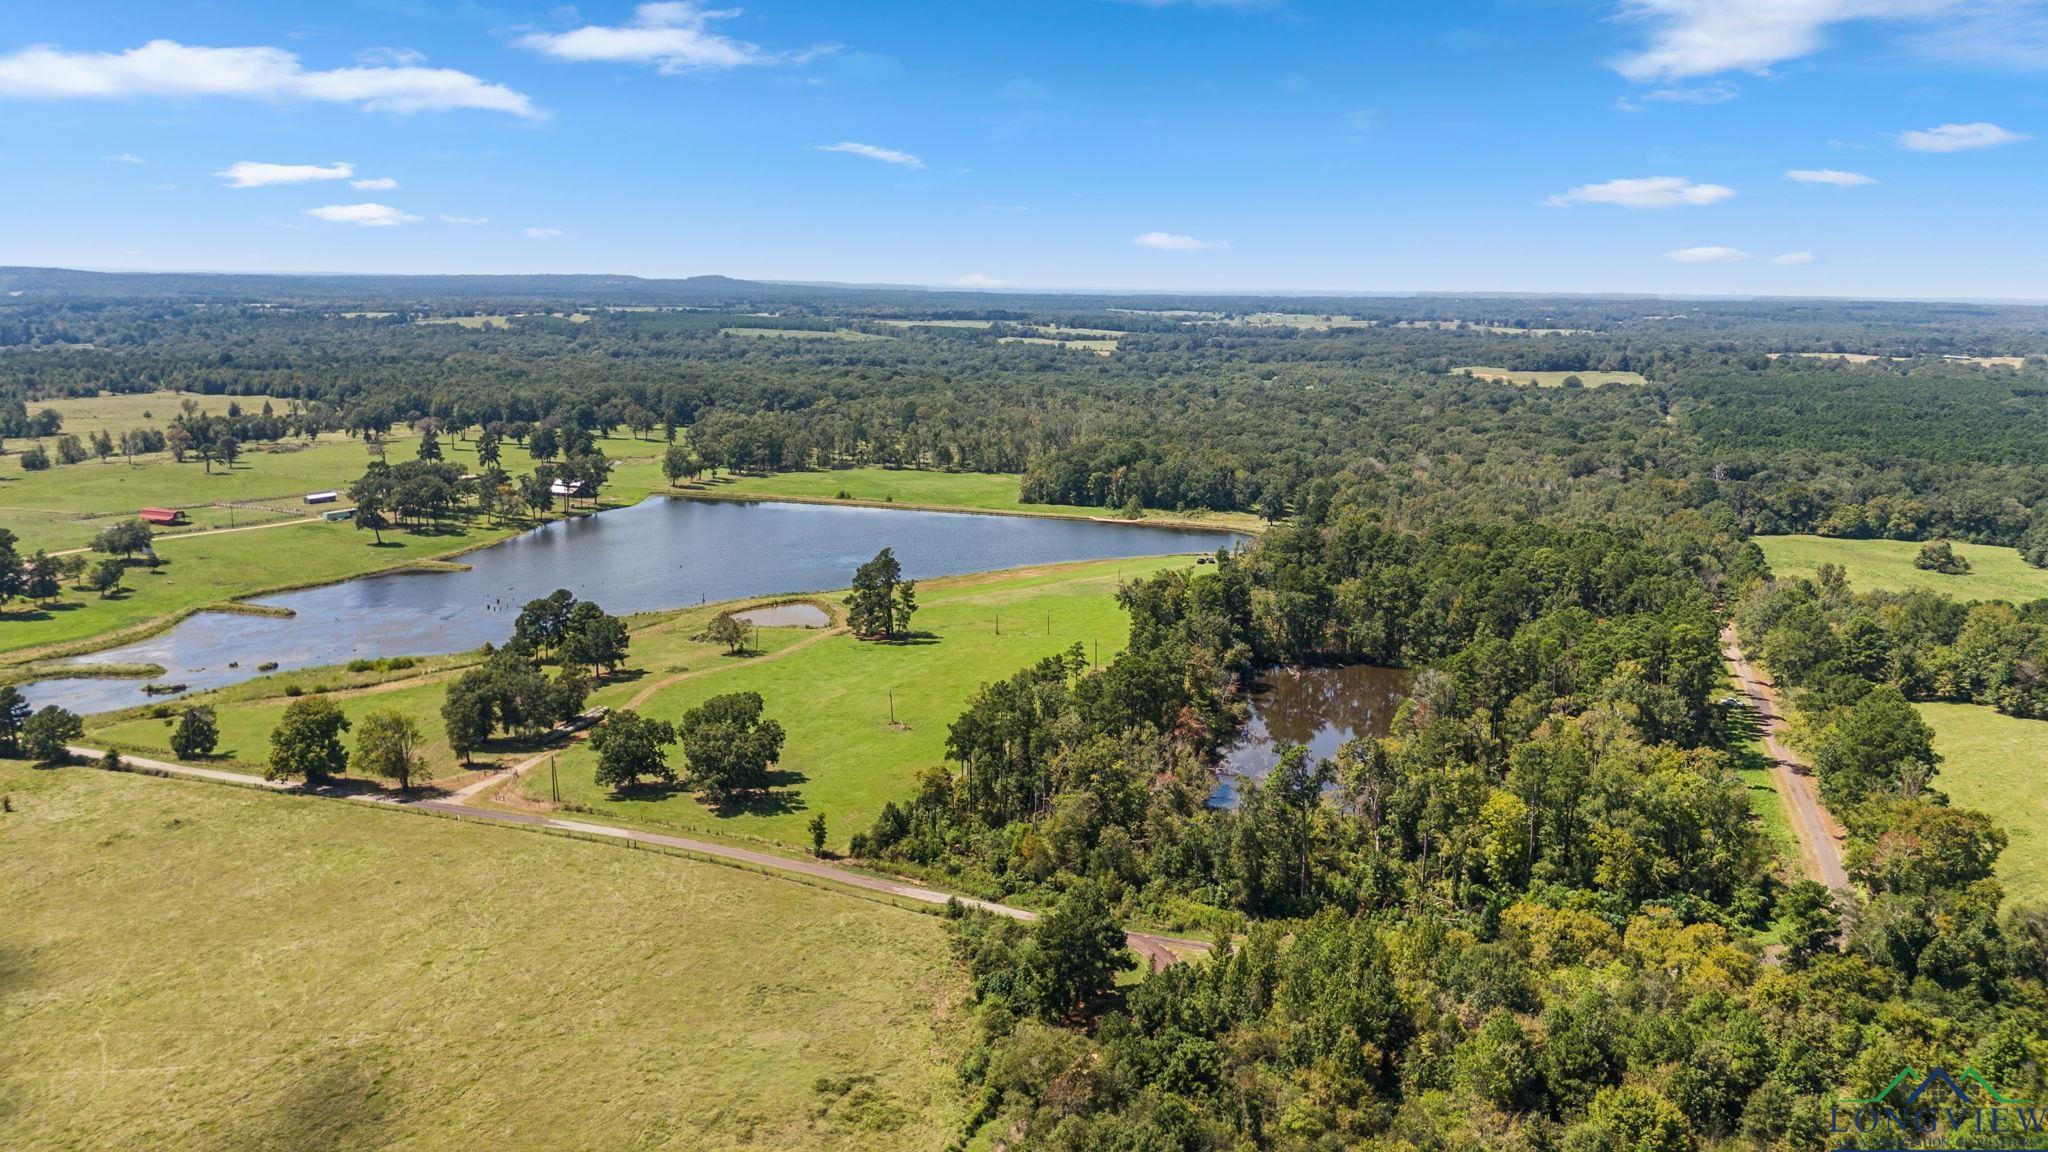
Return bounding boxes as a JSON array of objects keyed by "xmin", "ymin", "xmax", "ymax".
[
  {"xmin": 25, "ymin": 497, "xmax": 1243, "ymax": 714},
  {"xmin": 1210, "ymin": 663, "xmax": 1409, "ymax": 807}
]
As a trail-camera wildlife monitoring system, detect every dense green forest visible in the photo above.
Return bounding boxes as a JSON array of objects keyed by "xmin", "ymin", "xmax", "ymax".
[
  {"xmin": 4, "ymin": 273, "xmax": 2047, "ymax": 552},
  {"xmin": 6, "ymin": 272, "xmax": 2048, "ymax": 1151}
]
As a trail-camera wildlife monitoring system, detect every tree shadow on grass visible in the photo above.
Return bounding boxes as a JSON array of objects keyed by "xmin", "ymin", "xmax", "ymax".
[
  {"xmin": 859, "ymin": 630, "xmax": 941, "ymax": 647},
  {"xmin": 705, "ymin": 768, "xmax": 809, "ymax": 818},
  {"xmin": 203, "ymin": 1045, "xmax": 395, "ymax": 1152},
  {"xmin": 1, "ymin": 601, "xmax": 88, "ymax": 623},
  {"xmin": 607, "ymin": 779, "xmax": 691, "ymax": 802}
]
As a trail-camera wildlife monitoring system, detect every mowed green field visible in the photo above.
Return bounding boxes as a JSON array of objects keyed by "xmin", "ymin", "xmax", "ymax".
[
  {"xmin": 1758, "ymin": 535, "xmax": 2048, "ymax": 602},
  {"xmin": 525, "ymin": 556, "xmax": 1196, "ymax": 852},
  {"xmin": 1921, "ymin": 703, "xmax": 2048, "ymax": 906},
  {"xmin": 697, "ymin": 467, "xmax": 1264, "ymax": 532},
  {"xmin": 18, "ymin": 390, "xmax": 247, "ymax": 443},
  {"xmin": 0, "ymin": 763, "xmax": 967, "ymax": 1151},
  {"xmin": 3, "ymin": 400, "xmax": 669, "ymax": 553},
  {"xmin": 1455, "ymin": 366, "xmax": 1649, "ymax": 388}
]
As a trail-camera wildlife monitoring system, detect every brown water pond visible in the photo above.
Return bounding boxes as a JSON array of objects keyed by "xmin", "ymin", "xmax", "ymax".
[
  {"xmin": 732, "ymin": 602, "xmax": 833, "ymax": 628},
  {"xmin": 1211, "ymin": 663, "xmax": 1410, "ymax": 807}
]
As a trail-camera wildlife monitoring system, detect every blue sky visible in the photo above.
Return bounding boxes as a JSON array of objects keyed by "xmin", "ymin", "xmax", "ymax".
[{"xmin": 1, "ymin": 1, "xmax": 2043, "ymax": 297}]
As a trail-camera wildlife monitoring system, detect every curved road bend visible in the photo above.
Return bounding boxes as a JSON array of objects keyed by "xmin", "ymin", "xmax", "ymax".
[
  {"xmin": 67, "ymin": 745, "xmax": 1207, "ymax": 970},
  {"xmin": 1719, "ymin": 627, "xmax": 1852, "ymax": 893}
]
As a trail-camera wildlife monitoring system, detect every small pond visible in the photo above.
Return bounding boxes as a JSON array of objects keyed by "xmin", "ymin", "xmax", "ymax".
[
  {"xmin": 1210, "ymin": 663, "xmax": 1410, "ymax": 807},
  {"xmin": 730, "ymin": 603, "xmax": 832, "ymax": 629},
  {"xmin": 24, "ymin": 497, "xmax": 1242, "ymax": 714}
]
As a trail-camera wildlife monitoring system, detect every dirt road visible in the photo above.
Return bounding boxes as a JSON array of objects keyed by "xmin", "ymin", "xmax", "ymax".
[
  {"xmin": 1720, "ymin": 627, "xmax": 1852, "ymax": 893},
  {"xmin": 66, "ymin": 743, "xmax": 1208, "ymax": 969},
  {"xmin": 50, "ymin": 514, "xmax": 323, "ymax": 555}
]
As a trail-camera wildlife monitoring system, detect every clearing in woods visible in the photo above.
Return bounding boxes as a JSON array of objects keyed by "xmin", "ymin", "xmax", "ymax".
[
  {"xmin": 1919, "ymin": 702, "xmax": 2048, "ymax": 906},
  {"xmin": 1757, "ymin": 535, "xmax": 2048, "ymax": 602},
  {"xmin": 1455, "ymin": 366, "xmax": 1649, "ymax": 387}
]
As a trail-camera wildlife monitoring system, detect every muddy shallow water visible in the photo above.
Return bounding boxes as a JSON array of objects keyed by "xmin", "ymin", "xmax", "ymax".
[
  {"xmin": 1210, "ymin": 663, "xmax": 1410, "ymax": 807},
  {"xmin": 731, "ymin": 602, "xmax": 833, "ymax": 628}
]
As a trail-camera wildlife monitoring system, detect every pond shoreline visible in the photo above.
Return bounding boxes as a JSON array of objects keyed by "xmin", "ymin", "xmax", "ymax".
[
  {"xmin": 5, "ymin": 490, "xmax": 1250, "ymax": 675},
  {"xmin": 20, "ymin": 498, "xmax": 1245, "ymax": 713},
  {"xmin": 663, "ymin": 486, "xmax": 1264, "ymax": 536}
]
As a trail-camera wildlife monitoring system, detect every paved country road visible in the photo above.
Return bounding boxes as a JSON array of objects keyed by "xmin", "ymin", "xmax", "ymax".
[
  {"xmin": 1719, "ymin": 627, "xmax": 1852, "ymax": 893},
  {"xmin": 66, "ymin": 744, "xmax": 1208, "ymax": 969}
]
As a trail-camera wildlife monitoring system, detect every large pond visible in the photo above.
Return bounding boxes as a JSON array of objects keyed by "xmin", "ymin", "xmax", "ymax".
[
  {"xmin": 1210, "ymin": 663, "xmax": 1409, "ymax": 807},
  {"xmin": 26, "ymin": 498, "xmax": 1243, "ymax": 714}
]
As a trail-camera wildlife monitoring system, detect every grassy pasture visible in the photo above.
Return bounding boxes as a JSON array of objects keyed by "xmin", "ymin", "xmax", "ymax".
[
  {"xmin": 1, "ymin": 436, "xmax": 385, "ymax": 552},
  {"xmin": 1771, "ymin": 352, "xmax": 2032, "ymax": 369},
  {"xmin": 1920, "ymin": 703, "xmax": 2048, "ymax": 905},
  {"xmin": 720, "ymin": 327, "xmax": 890, "ymax": 342},
  {"xmin": 873, "ymin": 319, "xmax": 993, "ymax": 329},
  {"xmin": 691, "ymin": 466, "xmax": 1263, "ymax": 532},
  {"xmin": 414, "ymin": 313, "xmax": 591, "ymax": 328},
  {"xmin": 996, "ymin": 336, "xmax": 1117, "ymax": 355},
  {"xmin": 1029, "ymin": 325, "xmax": 1125, "ymax": 339},
  {"xmin": 85, "ymin": 556, "xmax": 1202, "ymax": 853},
  {"xmin": 1455, "ymin": 366, "xmax": 1648, "ymax": 388},
  {"xmin": 1223, "ymin": 313, "xmax": 1376, "ymax": 329},
  {"xmin": 0, "ymin": 426, "xmax": 668, "ymax": 658},
  {"xmin": 522, "ymin": 556, "xmax": 1196, "ymax": 851},
  {"xmin": 1757, "ymin": 535, "xmax": 2048, "ymax": 602},
  {"xmin": 18, "ymin": 390, "xmax": 248, "ymax": 444},
  {"xmin": 0, "ymin": 762, "xmax": 968, "ymax": 1151}
]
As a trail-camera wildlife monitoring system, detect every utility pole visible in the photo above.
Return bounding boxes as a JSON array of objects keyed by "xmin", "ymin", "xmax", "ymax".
[
  {"xmin": 888, "ymin": 689, "xmax": 895, "ymax": 725},
  {"xmin": 549, "ymin": 755, "xmax": 559, "ymax": 803},
  {"xmin": 994, "ymin": 610, "xmax": 1000, "ymax": 635}
]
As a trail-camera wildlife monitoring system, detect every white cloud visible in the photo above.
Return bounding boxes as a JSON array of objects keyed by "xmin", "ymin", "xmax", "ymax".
[
  {"xmin": 1786, "ymin": 167, "xmax": 1878, "ymax": 185},
  {"xmin": 953, "ymin": 272, "xmax": 1009, "ymax": 286},
  {"xmin": 1903, "ymin": 5, "xmax": 2048, "ymax": 67},
  {"xmin": 304, "ymin": 202, "xmax": 420, "ymax": 227},
  {"xmin": 1617, "ymin": 81, "xmax": 1742, "ymax": 110},
  {"xmin": 105, "ymin": 152, "xmax": 144, "ymax": 164},
  {"xmin": 814, "ymin": 141, "xmax": 924, "ymax": 168},
  {"xmin": 523, "ymin": 227, "xmax": 564, "ymax": 239},
  {"xmin": 1611, "ymin": 0, "xmax": 1984, "ymax": 81},
  {"xmin": 0, "ymin": 39, "xmax": 535, "ymax": 116},
  {"xmin": 1545, "ymin": 176, "xmax": 1737, "ymax": 208},
  {"xmin": 217, "ymin": 160, "xmax": 354, "ymax": 188},
  {"xmin": 1133, "ymin": 231, "xmax": 1224, "ymax": 252},
  {"xmin": 351, "ymin": 176, "xmax": 398, "ymax": 190},
  {"xmin": 1665, "ymin": 245, "xmax": 1749, "ymax": 262},
  {"xmin": 1898, "ymin": 121, "xmax": 2032, "ymax": 151},
  {"xmin": 440, "ymin": 214, "xmax": 489, "ymax": 225},
  {"xmin": 1774, "ymin": 251, "xmax": 1820, "ymax": 264},
  {"xmin": 355, "ymin": 47, "xmax": 426, "ymax": 67},
  {"xmin": 521, "ymin": 2, "xmax": 831, "ymax": 73}
]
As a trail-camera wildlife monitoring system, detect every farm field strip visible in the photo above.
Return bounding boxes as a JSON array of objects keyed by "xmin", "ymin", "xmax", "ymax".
[{"xmin": 1757, "ymin": 534, "xmax": 2048, "ymax": 602}]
